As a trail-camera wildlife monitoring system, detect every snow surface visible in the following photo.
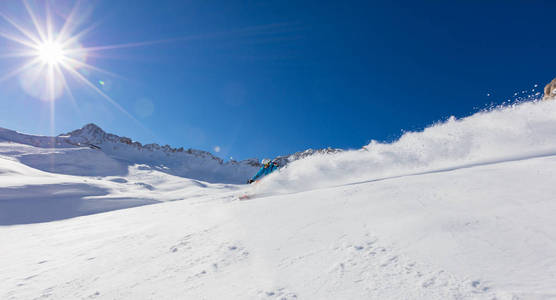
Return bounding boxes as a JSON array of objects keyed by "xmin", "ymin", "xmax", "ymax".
[{"xmin": 2, "ymin": 100, "xmax": 556, "ymax": 299}]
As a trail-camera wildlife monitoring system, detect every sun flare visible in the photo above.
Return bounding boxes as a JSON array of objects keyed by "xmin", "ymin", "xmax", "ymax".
[
  {"xmin": 0, "ymin": 0, "xmax": 159, "ymax": 134},
  {"xmin": 36, "ymin": 41, "xmax": 66, "ymax": 65},
  {"xmin": 0, "ymin": 2, "xmax": 92, "ymax": 102},
  {"xmin": 0, "ymin": 0, "xmax": 129, "ymax": 111}
]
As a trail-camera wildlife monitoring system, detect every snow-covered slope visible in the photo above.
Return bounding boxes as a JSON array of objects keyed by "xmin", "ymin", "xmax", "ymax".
[
  {"xmin": 2, "ymin": 149, "xmax": 555, "ymax": 299},
  {"xmin": 0, "ymin": 152, "xmax": 240, "ymax": 225},
  {"xmin": 0, "ymin": 124, "xmax": 343, "ymax": 225},
  {"xmin": 2, "ymin": 100, "xmax": 556, "ymax": 299}
]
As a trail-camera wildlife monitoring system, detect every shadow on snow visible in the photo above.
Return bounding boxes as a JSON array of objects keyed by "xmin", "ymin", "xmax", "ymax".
[{"xmin": 0, "ymin": 183, "xmax": 158, "ymax": 225}]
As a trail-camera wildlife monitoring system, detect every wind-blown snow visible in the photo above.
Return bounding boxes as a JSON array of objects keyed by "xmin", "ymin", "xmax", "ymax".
[
  {"xmin": 254, "ymin": 100, "xmax": 556, "ymax": 195},
  {"xmin": 1, "ymin": 100, "xmax": 556, "ymax": 299}
]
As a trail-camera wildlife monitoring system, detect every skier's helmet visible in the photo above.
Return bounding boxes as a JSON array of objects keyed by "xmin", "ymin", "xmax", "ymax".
[{"xmin": 261, "ymin": 158, "xmax": 271, "ymax": 165}]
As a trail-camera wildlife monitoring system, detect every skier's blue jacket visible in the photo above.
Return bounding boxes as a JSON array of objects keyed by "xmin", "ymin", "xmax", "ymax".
[{"xmin": 251, "ymin": 162, "xmax": 279, "ymax": 181}]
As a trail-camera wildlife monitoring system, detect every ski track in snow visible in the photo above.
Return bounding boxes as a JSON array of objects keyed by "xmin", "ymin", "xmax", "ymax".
[{"xmin": 2, "ymin": 100, "xmax": 556, "ymax": 299}]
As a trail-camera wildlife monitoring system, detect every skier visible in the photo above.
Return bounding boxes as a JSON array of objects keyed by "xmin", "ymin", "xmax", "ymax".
[{"xmin": 248, "ymin": 158, "xmax": 279, "ymax": 184}]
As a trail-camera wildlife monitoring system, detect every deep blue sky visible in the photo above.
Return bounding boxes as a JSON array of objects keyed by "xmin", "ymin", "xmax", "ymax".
[{"xmin": 1, "ymin": 0, "xmax": 555, "ymax": 160}]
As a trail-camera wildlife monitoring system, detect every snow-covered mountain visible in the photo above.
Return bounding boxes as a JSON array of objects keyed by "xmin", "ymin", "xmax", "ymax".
[
  {"xmin": 2, "ymin": 99, "xmax": 556, "ymax": 299},
  {"xmin": 0, "ymin": 123, "xmax": 260, "ymax": 183}
]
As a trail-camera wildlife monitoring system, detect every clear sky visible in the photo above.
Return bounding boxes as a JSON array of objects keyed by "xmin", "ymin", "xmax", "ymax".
[{"xmin": 1, "ymin": 0, "xmax": 555, "ymax": 160}]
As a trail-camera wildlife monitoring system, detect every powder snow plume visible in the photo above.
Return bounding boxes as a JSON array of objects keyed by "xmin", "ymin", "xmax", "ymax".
[{"xmin": 255, "ymin": 100, "xmax": 556, "ymax": 194}]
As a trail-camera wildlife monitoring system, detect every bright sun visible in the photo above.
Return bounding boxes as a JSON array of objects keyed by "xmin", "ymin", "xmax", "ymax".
[
  {"xmin": 37, "ymin": 41, "xmax": 66, "ymax": 65},
  {"xmin": 0, "ymin": 1, "xmax": 148, "ymax": 125}
]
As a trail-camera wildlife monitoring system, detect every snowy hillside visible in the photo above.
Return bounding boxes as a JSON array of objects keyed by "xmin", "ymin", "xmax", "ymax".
[
  {"xmin": 0, "ymin": 123, "xmax": 343, "ymax": 225},
  {"xmin": 2, "ymin": 100, "xmax": 556, "ymax": 299},
  {"xmin": 0, "ymin": 152, "xmax": 244, "ymax": 224}
]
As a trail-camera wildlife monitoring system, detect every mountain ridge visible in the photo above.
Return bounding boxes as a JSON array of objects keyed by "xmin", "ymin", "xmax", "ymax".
[
  {"xmin": 0, "ymin": 123, "xmax": 343, "ymax": 183},
  {"xmin": 62, "ymin": 123, "xmax": 242, "ymax": 165}
]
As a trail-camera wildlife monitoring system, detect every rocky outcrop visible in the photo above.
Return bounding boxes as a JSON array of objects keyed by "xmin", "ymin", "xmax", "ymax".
[
  {"xmin": 272, "ymin": 147, "xmax": 343, "ymax": 167},
  {"xmin": 543, "ymin": 77, "xmax": 556, "ymax": 101}
]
